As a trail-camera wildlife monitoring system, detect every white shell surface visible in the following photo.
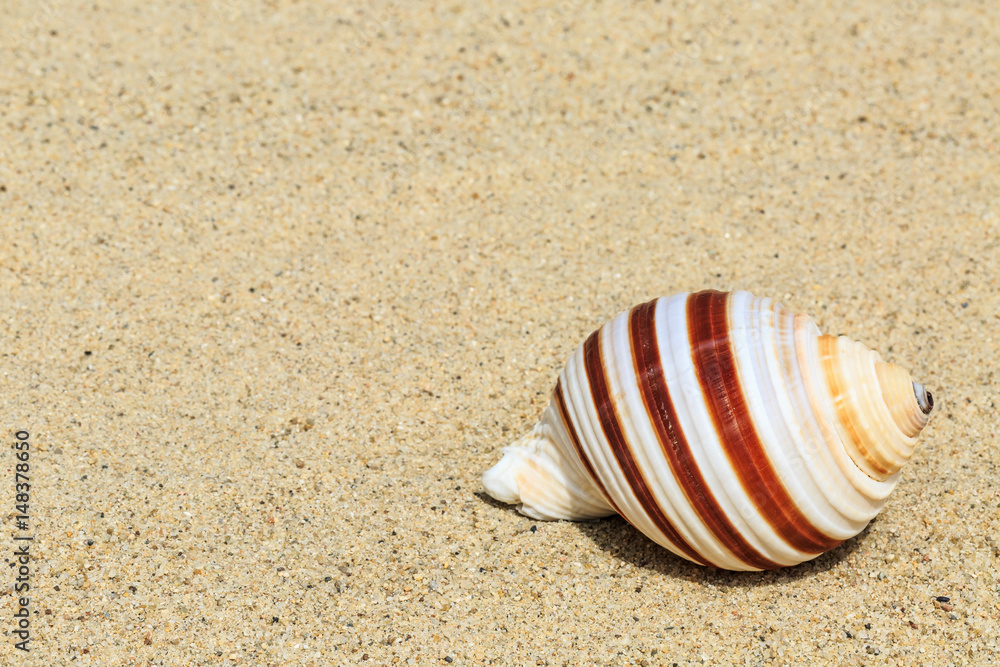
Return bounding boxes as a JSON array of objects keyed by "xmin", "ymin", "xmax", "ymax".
[{"xmin": 481, "ymin": 291, "xmax": 931, "ymax": 570}]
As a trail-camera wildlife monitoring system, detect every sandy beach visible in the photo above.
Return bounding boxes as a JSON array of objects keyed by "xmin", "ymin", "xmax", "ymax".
[{"xmin": 1, "ymin": 0, "xmax": 998, "ymax": 664}]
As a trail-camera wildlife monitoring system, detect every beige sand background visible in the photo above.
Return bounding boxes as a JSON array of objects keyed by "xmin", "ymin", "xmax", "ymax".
[{"xmin": 1, "ymin": 0, "xmax": 998, "ymax": 664}]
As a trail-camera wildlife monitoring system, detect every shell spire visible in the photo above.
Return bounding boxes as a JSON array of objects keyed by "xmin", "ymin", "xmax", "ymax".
[
  {"xmin": 482, "ymin": 291, "xmax": 934, "ymax": 570},
  {"xmin": 817, "ymin": 335, "xmax": 930, "ymax": 480}
]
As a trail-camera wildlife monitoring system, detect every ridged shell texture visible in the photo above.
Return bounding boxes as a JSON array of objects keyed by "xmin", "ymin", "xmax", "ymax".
[{"xmin": 482, "ymin": 291, "xmax": 932, "ymax": 570}]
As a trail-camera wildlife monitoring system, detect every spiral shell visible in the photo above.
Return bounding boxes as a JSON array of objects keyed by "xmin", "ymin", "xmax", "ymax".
[{"xmin": 482, "ymin": 291, "xmax": 933, "ymax": 570}]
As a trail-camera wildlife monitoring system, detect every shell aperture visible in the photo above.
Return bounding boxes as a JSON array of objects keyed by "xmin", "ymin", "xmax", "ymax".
[{"xmin": 481, "ymin": 291, "xmax": 932, "ymax": 570}]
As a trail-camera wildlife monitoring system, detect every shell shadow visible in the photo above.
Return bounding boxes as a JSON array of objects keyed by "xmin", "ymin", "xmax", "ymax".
[
  {"xmin": 572, "ymin": 515, "xmax": 874, "ymax": 587},
  {"xmin": 473, "ymin": 491, "xmax": 873, "ymax": 586},
  {"xmin": 475, "ymin": 491, "xmax": 522, "ymax": 513}
]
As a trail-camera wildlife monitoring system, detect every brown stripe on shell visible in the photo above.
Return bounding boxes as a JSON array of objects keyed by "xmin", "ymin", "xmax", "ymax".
[
  {"xmin": 687, "ymin": 291, "xmax": 842, "ymax": 555},
  {"xmin": 552, "ymin": 377, "xmax": 622, "ymax": 514},
  {"xmin": 629, "ymin": 300, "xmax": 783, "ymax": 570},
  {"xmin": 582, "ymin": 328, "xmax": 710, "ymax": 567}
]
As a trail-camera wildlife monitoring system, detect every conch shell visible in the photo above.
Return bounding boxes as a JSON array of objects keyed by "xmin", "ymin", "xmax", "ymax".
[{"xmin": 482, "ymin": 291, "xmax": 933, "ymax": 570}]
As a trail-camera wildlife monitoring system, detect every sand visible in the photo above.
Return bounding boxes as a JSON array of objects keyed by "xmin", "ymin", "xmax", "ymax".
[{"xmin": 1, "ymin": 0, "xmax": 997, "ymax": 664}]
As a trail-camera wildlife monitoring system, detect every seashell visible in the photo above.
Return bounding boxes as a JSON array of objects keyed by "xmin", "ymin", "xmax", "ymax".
[{"xmin": 482, "ymin": 291, "xmax": 933, "ymax": 570}]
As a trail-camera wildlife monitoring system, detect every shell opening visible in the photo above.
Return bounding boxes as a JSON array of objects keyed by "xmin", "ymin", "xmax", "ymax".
[{"xmin": 913, "ymin": 382, "xmax": 933, "ymax": 415}]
